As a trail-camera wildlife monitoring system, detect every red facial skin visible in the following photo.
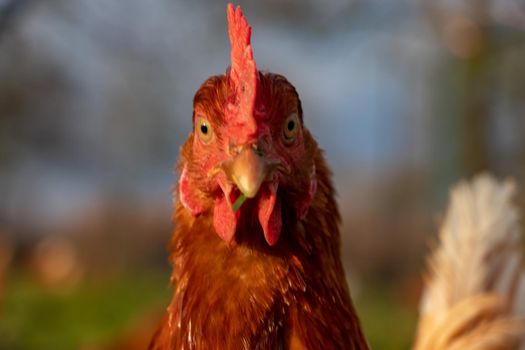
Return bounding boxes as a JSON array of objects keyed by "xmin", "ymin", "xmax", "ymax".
[{"xmin": 178, "ymin": 73, "xmax": 316, "ymax": 246}]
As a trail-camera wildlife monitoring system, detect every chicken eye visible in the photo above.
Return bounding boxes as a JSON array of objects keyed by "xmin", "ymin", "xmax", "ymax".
[
  {"xmin": 282, "ymin": 113, "xmax": 300, "ymax": 143},
  {"xmin": 196, "ymin": 117, "xmax": 213, "ymax": 143}
]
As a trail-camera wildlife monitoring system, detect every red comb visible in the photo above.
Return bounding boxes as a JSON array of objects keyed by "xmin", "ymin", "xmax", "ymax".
[{"xmin": 226, "ymin": 4, "xmax": 258, "ymax": 135}]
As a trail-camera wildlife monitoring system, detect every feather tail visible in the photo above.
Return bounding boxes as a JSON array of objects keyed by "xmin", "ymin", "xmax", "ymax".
[{"xmin": 414, "ymin": 173, "xmax": 525, "ymax": 350}]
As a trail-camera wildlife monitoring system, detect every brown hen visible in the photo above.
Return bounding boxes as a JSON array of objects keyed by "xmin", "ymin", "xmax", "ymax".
[{"xmin": 149, "ymin": 3, "xmax": 368, "ymax": 349}]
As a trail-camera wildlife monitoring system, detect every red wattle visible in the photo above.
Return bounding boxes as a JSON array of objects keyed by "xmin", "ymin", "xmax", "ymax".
[
  {"xmin": 213, "ymin": 195, "xmax": 238, "ymax": 244},
  {"xmin": 257, "ymin": 183, "xmax": 282, "ymax": 246},
  {"xmin": 179, "ymin": 166, "xmax": 206, "ymax": 216}
]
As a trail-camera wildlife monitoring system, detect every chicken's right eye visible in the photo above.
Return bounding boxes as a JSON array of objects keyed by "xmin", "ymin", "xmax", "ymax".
[{"xmin": 196, "ymin": 117, "xmax": 213, "ymax": 143}]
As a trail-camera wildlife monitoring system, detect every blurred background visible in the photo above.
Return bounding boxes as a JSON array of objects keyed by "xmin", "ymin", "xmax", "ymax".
[{"xmin": 0, "ymin": 0, "xmax": 524, "ymax": 348}]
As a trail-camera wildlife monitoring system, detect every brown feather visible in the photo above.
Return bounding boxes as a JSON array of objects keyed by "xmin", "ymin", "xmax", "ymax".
[{"xmin": 150, "ymin": 73, "xmax": 368, "ymax": 349}]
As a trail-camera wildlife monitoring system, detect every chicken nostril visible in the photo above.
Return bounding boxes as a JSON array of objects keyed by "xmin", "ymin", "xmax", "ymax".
[
  {"xmin": 229, "ymin": 141, "xmax": 241, "ymax": 156},
  {"xmin": 252, "ymin": 143, "xmax": 264, "ymax": 157}
]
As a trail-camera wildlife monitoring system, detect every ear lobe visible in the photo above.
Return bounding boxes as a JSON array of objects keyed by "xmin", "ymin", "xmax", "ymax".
[
  {"xmin": 179, "ymin": 166, "xmax": 206, "ymax": 216},
  {"xmin": 296, "ymin": 164, "xmax": 317, "ymax": 220}
]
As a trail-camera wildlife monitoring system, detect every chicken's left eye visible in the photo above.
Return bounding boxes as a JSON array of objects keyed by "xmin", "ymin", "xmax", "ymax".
[
  {"xmin": 282, "ymin": 113, "xmax": 300, "ymax": 143},
  {"xmin": 196, "ymin": 117, "xmax": 213, "ymax": 143}
]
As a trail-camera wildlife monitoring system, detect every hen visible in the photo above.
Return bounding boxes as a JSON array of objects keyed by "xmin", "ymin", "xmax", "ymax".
[{"xmin": 149, "ymin": 4, "xmax": 368, "ymax": 349}]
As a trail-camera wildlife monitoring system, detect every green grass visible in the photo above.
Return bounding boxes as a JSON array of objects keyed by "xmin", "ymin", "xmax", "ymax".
[
  {"xmin": 355, "ymin": 283, "xmax": 418, "ymax": 350},
  {"xmin": 0, "ymin": 273, "xmax": 417, "ymax": 349},
  {"xmin": 0, "ymin": 271, "xmax": 171, "ymax": 350}
]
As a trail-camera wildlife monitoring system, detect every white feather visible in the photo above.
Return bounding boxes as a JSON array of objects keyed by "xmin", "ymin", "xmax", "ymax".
[{"xmin": 414, "ymin": 173, "xmax": 525, "ymax": 350}]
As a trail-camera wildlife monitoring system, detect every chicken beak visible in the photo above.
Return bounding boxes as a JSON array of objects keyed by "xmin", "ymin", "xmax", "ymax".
[
  {"xmin": 207, "ymin": 144, "xmax": 280, "ymax": 213},
  {"xmin": 231, "ymin": 145, "xmax": 270, "ymax": 200},
  {"xmin": 207, "ymin": 143, "xmax": 283, "ymax": 244}
]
